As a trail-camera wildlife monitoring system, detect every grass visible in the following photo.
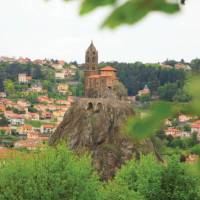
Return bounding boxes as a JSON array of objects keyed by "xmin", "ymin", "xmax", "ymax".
[{"xmin": 25, "ymin": 120, "xmax": 43, "ymax": 128}]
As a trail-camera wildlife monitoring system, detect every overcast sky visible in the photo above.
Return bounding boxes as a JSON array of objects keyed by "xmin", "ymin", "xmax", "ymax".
[{"xmin": 0, "ymin": 0, "xmax": 199, "ymax": 63}]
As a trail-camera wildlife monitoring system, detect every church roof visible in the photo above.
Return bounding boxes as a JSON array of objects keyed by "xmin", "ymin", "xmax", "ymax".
[{"xmin": 100, "ymin": 66, "xmax": 117, "ymax": 71}]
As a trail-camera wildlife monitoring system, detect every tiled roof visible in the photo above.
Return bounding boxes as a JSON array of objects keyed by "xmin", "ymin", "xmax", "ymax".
[
  {"xmin": 100, "ymin": 66, "xmax": 117, "ymax": 71},
  {"xmin": 43, "ymin": 124, "xmax": 55, "ymax": 129}
]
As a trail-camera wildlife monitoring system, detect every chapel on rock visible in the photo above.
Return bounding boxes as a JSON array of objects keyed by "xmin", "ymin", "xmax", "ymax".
[{"xmin": 84, "ymin": 41, "xmax": 118, "ymax": 98}]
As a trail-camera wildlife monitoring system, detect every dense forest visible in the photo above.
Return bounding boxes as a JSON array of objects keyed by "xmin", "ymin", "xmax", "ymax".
[{"xmin": 100, "ymin": 61, "xmax": 185, "ymax": 95}]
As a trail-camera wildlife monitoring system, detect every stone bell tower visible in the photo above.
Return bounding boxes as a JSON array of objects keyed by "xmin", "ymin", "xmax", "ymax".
[
  {"xmin": 84, "ymin": 41, "xmax": 99, "ymax": 97},
  {"xmin": 85, "ymin": 40, "xmax": 98, "ymax": 70}
]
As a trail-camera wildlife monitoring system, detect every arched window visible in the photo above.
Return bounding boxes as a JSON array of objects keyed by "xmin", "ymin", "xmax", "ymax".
[
  {"xmin": 87, "ymin": 102, "xmax": 93, "ymax": 111},
  {"xmin": 96, "ymin": 103, "xmax": 103, "ymax": 112}
]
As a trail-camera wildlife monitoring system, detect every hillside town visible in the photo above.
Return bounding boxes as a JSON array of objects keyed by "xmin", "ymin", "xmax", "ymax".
[
  {"xmin": 0, "ymin": 42, "xmax": 199, "ymax": 164},
  {"xmin": 0, "ymin": 56, "xmax": 78, "ymax": 150},
  {"xmin": 1, "ymin": 0, "xmax": 200, "ymax": 199}
]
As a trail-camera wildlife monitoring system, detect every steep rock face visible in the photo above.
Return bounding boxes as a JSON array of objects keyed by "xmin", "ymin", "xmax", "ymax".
[{"xmin": 49, "ymin": 100, "xmax": 158, "ymax": 180}]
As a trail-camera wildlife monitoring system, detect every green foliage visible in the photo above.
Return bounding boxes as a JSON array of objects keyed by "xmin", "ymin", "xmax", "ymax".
[
  {"xmin": 138, "ymin": 93, "xmax": 151, "ymax": 103},
  {"xmin": 183, "ymin": 124, "xmax": 191, "ymax": 132},
  {"xmin": 74, "ymin": 69, "xmax": 83, "ymax": 82},
  {"xmin": 80, "ymin": 0, "xmax": 116, "ymax": 15},
  {"xmin": 112, "ymin": 81, "xmax": 127, "ymax": 99},
  {"xmin": 116, "ymin": 155, "xmax": 163, "ymax": 200},
  {"xmin": 0, "ymin": 62, "xmax": 55, "ymax": 92},
  {"xmin": 167, "ymin": 135, "xmax": 198, "ymax": 150},
  {"xmin": 69, "ymin": 83, "xmax": 84, "ymax": 96},
  {"xmin": 66, "ymin": 0, "xmax": 181, "ymax": 28},
  {"xmin": 48, "ymin": 92, "xmax": 67, "ymax": 100},
  {"xmin": 10, "ymin": 107, "xmax": 25, "ymax": 114},
  {"xmin": 23, "ymin": 93, "xmax": 39, "ymax": 104},
  {"xmin": 190, "ymin": 59, "xmax": 200, "ymax": 72},
  {"xmin": 3, "ymin": 79, "xmax": 15, "ymax": 95},
  {"xmin": 163, "ymin": 59, "xmax": 178, "ymax": 67},
  {"xmin": 15, "ymin": 83, "xmax": 29, "ymax": 91},
  {"xmin": 125, "ymin": 75, "xmax": 200, "ymax": 139},
  {"xmin": 158, "ymin": 82, "xmax": 179, "ymax": 101},
  {"xmin": 125, "ymin": 101, "xmax": 175, "ymax": 139},
  {"xmin": 182, "ymin": 75, "xmax": 200, "ymax": 115},
  {"xmin": 102, "ymin": 0, "xmax": 151, "ymax": 28},
  {"xmin": 124, "ymin": 74, "xmax": 200, "ymax": 174},
  {"xmin": 173, "ymin": 89, "xmax": 192, "ymax": 102},
  {"xmin": 113, "ymin": 155, "xmax": 200, "ymax": 200},
  {"xmin": 0, "ymin": 144, "xmax": 101, "ymax": 200},
  {"xmin": 158, "ymin": 82, "xmax": 191, "ymax": 102},
  {"xmin": 25, "ymin": 120, "xmax": 43, "ymax": 128},
  {"xmin": 160, "ymin": 156, "xmax": 199, "ymax": 200},
  {"xmin": 101, "ymin": 61, "xmax": 185, "ymax": 96},
  {"xmin": 32, "ymin": 65, "xmax": 44, "ymax": 80},
  {"xmin": 28, "ymin": 106, "xmax": 38, "ymax": 113},
  {"xmin": 0, "ymin": 146, "xmax": 199, "ymax": 200},
  {"xmin": 0, "ymin": 114, "xmax": 9, "ymax": 126},
  {"xmin": 191, "ymin": 144, "xmax": 200, "ymax": 156},
  {"xmin": 101, "ymin": 182, "xmax": 144, "ymax": 200},
  {"xmin": 43, "ymin": 80, "xmax": 55, "ymax": 92}
]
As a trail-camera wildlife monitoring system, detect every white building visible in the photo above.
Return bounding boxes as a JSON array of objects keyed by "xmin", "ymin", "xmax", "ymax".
[
  {"xmin": 55, "ymin": 72, "xmax": 65, "ymax": 80},
  {"xmin": 40, "ymin": 124, "xmax": 55, "ymax": 134},
  {"xmin": 8, "ymin": 115, "xmax": 25, "ymax": 126},
  {"xmin": 18, "ymin": 73, "xmax": 32, "ymax": 84}
]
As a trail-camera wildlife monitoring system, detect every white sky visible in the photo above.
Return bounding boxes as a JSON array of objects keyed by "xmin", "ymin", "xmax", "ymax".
[{"xmin": 0, "ymin": 0, "xmax": 199, "ymax": 63}]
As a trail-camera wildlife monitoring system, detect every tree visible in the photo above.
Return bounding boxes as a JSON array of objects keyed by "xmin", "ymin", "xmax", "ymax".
[
  {"xmin": 74, "ymin": 70, "xmax": 83, "ymax": 82},
  {"xmin": 100, "ymin": 62, "xmax": 185, "ymax": 96},
  {"xmin": 158, "ymin": 82, "xmax": 179, "ymax": 101},
  {"xmin": 160, "ymin": 156, "xmax": 199, "ymax": 200},
  {"xmin": 3, "ymin": 79, "xmax": 15, "ymax": 96},
  {"xmin": 113, "ymin": 81, "xmax": 127, "ymax": 99},
  {"xmin": 101, "ymin": 182, "xmax": 144, "ymax": 200},
  {"xmin": 43, "ymin": 80, "xmax": 54, "ymax": 92},
  {"xmin": 138, "ymin": 93, "xmax": 151, "ymax": 103},
  {"xmin": 163, "ymin": 59, "xmax": 178, "ymax": 67},
  {"xmin": 69, "ymin": 84, "xmax": 84, "ymax": 97},
  {"xmin": 113, "ymin": 155, "xmax": 200, "ymax": 200},
  {"xmin": 32, "ymin": 65, "xmax": 43, "ymax": 79},
  {"xmin": 115, "ymin": 155, "xmax": 164, "ymax": 200},
  {"xmin": 173, "ymin": 89, "xmax": 192, "ymax": 102},
  {"xmin": 190, "ymin": 144, "xmax": 200, "ymax": 156},
  {"xmin": 0, "ymin": 114, "xmax": 9, "ymax": 126},
  {"xmin": 0, "ymin": 144, "xmax": 101, "ymax": 200},
  {"xmin": 190, "ymin": 58, "xmax": 200, "ymax": 72},
  {"xmin": 183, "ymin": 124, "xmax": 191, "ymax": 132}
]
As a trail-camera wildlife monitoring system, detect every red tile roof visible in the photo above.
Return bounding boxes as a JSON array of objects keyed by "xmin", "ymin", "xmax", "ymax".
[
  {"xmin": 191, "ymin": 120, "xmax": 200, "ymax": 128},
  {"xmin": 43, "ymin": 124, "xmax": 55, "ymax": 129},
  {"xmin": 100, "ymin": 66, "xmax": 117, "ymax": 71},
  {"xmin": 191, "ymin": 124, "xmax": 200, "ymax": 128}
]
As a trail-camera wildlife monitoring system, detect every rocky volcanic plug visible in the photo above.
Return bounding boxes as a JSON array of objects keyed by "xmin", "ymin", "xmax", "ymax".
[{"xmin": 49, "ymin": 99, "xmax": 159, "ymax": 180}]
